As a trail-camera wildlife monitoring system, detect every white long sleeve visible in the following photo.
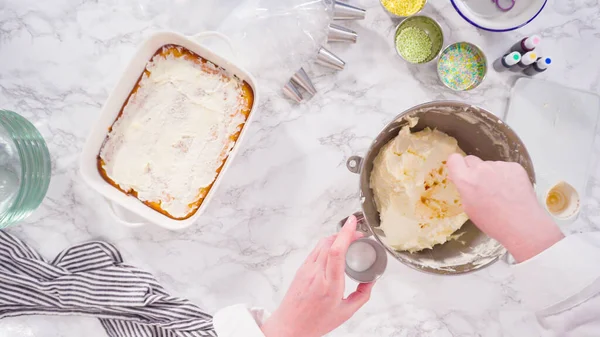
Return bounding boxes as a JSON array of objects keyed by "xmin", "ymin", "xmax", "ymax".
[
  {"xmin": 213, "ymin": 234, "xmax": 600, "ymax": 337},
  {"xmin": 513, "ymin": 233, "xmax": 600, "ymax": 336},
  {"xmin": 213, "ymin": 304, "xmax": 269, "ymax": 337}
]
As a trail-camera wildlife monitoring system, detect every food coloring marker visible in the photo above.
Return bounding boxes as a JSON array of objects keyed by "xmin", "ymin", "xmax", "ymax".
[
  {"xmin": 493, "ymin": 51, "xmax": 521, "ymax": 72},
  {"xmin": 511, "ymin": 35, "xmax": 541, "ymax": 54},
  {"xmin": 511, "ymin": 51, "xmax": 537, "ymax": 71},
  {"xmin": 522, "ymin": 35, "xmax": 541, "ymax": 52},
  {"xmin": 524, "ymin": 57, "xmax": 551, "ymax": 76}
]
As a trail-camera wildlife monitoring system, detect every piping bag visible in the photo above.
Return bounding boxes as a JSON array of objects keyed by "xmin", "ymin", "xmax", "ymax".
[
  {"xmin": 132, "ymin": 0, "xmax": 355, "ymax": 100},
  {"xmin": 216, "ymin": 0, "xmax": 333, "ymax": 98}
]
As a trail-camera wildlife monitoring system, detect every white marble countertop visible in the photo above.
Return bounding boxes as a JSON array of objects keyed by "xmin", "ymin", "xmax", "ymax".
[{"xmin": 1, "ymin": 0, "xmax": 600, "ymax": 336}]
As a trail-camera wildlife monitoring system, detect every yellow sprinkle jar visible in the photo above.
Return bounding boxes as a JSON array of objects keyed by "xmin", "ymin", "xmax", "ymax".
[{"xmin": 380, "ymin": 0, "xmax": 427, "ymax": 17}]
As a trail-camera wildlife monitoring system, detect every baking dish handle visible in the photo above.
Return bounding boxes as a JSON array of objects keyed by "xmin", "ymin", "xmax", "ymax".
[
  {"xmin": 338, "ymin": 211, "xmax": 371, "ymax": 237},
  {"xmin": 106, "ymin": 200, "xmax": 147, "ymax": 227},
  {"xmin": 192, "ymin": 31, "xmax": 237, "ymax": 61}
]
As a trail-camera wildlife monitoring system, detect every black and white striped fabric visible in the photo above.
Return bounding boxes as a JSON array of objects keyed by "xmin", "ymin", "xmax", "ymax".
[{"xmin": 0, "ymin": 230, "xmax": 217, "ymax": 337}]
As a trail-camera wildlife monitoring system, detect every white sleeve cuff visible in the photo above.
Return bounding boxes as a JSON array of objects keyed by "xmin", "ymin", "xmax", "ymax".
[
  {"xmin": 213, "ymin": 304, "xmax": 270, "ymax": 337},
  {"xmin": 512, "ymin": 233, "xmax": 600, "ymax": 313}
]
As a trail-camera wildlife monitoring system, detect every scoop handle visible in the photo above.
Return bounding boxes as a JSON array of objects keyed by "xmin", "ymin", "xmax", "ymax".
[{"xmin": 338, "ymin": 211, "xmax": 371, "ymax": 237}]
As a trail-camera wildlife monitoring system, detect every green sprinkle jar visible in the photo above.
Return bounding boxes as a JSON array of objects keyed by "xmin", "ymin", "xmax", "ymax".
[
  {"xmin": 394, "ymin": 15, "xmax": 444, "ymax": 64},
  {"xmin": 0, "ymin": 110, "xmax": 51, "ymax": 228}
]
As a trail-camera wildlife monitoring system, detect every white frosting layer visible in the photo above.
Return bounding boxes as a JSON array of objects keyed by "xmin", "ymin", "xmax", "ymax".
[
  {"xmin": 100, "ymin": 49, "xmax": 247, "ymax": 218},
  {"xmin": 370, "ymin": 126, "xmax": 468, "ymax": 252}
]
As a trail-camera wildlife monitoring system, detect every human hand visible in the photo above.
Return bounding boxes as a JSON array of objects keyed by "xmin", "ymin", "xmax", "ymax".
[
  {"xmin": 260, "ymin": 215, "xmax": 375, "ymax": 337},
  {"xmin": 446, "ymin": 154, "xmax": 564, "ymax": 263}
]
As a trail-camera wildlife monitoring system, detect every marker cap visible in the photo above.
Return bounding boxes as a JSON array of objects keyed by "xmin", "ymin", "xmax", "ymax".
[
  {"xmin": 521, "ymin": 51, "xmax": 537, "ymax": 66},
  {"xmin": 503, "ymin": 52, "xmax": 521, "ymax": 66},
  {"xmin": 536, "ymin": 57, "xmax": 551, "ymax": 70},
  {"xmin": 523, "ymin": 35, "xmax": 541, "ymax": 50}
]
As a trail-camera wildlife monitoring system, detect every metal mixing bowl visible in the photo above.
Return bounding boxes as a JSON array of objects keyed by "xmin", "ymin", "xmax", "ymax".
[{"xmin": 343, "ymin": 101, "xmax": 535, "ymax": 275}]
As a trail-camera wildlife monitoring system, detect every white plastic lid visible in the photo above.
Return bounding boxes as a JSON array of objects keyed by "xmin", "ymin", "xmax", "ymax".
[
  {"xmin": 503, "ymin": 52, "xmax": 521, "ymax": 66},
  {"xmin": 536, "ymin": 57, "xmax": 551, "ymax": 70},
  {"xmin": 523, "ymin": 35, "xmax": 541, "ymax": 50},
  {"xmin": 521, "ymin": 51, "xmax": 537, "ymax": 66}
]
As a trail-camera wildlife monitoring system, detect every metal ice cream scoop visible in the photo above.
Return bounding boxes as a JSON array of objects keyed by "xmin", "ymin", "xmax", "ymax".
[{"xmin": 338, "ymin": 216, "xmax": 388, "ymax": 283}]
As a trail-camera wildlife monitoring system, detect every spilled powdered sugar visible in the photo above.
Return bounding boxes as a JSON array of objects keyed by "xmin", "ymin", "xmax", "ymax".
[{"xmin": 412, "ymin": 237, "xmax": 505, "ymax": 272}]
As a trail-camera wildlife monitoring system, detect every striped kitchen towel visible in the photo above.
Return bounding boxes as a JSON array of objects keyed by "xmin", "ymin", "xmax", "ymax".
[{"xmin": 0, "ymin": 230, "xmax": 217, "ymax": 337}]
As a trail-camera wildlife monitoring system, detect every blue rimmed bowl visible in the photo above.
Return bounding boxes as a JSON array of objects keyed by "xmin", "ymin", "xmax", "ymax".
[{"xmin": 450, "ymin": 0, "xmax": 547, "ymax": 32}]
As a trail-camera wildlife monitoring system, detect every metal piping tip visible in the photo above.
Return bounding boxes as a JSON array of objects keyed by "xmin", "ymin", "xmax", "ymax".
[
  {"xmin": 316, "ymin": 46, "xmax": 345, "ymax": 70},
  {"xmin": 333, "ymin": 1, "xmax": 366, "ymax": 20},
  {"xmin": 327, "ymin": 23, "xmax": 358, "ymax": 43},
  {"xmin": 291, "ymin": 68, "xmax": 317, "ymax": 96},
  {"xmin": 283, "ymin": 80, "xmax": 303, "ymax": 103}
]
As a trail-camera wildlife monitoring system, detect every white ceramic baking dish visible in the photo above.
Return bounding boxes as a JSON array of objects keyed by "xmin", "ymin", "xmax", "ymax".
[{"xmin": 80, "ymin": 31, "xmax": 259, "ymax": 230}]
